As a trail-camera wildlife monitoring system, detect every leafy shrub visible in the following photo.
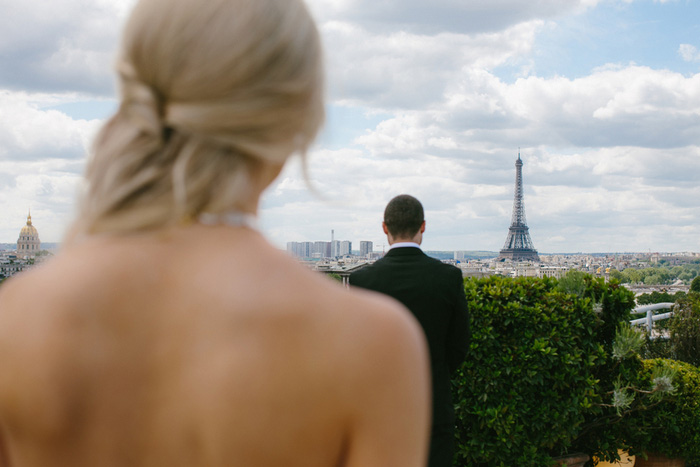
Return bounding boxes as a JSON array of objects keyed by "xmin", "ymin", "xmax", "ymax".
[
  {"xmin": 556, "ymin": 277, "xmax": 658, "ymax": 463},
  {"xmin": 691, "ymin": 276, "xmax": 700, "ymax": 293},
  {"xmin": 574, "ymin": 325, "xmax": 678, "ymax": 464},
  {"xmin": 453, "ymin": 276, "xmax": 604, "ymax": 466},
  {"xmin": 641, "ymin": 334, "xmax": 675, "ymax": 361},
  {"xmin": 556, "ymin": 272, "xmax": 636, "ymax": 351},
  {"xmin": 627, "ymin": 359, "xmax": 700, "ymax": 463},
  {"xmin": 578, "ymin": 275, "xmax": 636, "ymax": 353},
  {"xmin": 669, "ymin": 293, "xmax": 700, "ymax": 367},
  {"xmin": 452, "ymin": 274, "xmax": 650, "ymax": 466},
  {"xmin": 636, "ymin": 291, "xmax": 680, "ymax": 306}
]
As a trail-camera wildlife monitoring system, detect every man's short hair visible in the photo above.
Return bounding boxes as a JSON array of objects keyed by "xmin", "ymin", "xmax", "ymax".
[{"xmin": 384, "ymin": 194, "xmax": 424, "ymax": 239}]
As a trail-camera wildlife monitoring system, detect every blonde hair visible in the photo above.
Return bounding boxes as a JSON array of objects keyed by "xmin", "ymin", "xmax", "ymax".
[{"xmin": 73, "ymin": 0, "xmax": 324, "ymax": 236}]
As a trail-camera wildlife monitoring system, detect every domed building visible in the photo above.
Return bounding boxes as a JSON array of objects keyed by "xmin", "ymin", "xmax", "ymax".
[{"xmin": 17, "ymin": 211, "xmax": 41, "ymax": 258}]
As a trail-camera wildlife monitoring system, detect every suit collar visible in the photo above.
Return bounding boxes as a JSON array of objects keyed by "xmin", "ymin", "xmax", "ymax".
[{"xmin": 384, "ymin": 246, "xmax": 425, "ymax": 257}]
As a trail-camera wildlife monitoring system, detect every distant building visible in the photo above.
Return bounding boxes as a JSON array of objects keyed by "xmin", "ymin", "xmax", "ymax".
[
  {"xmin": 286, "ymin": 241, "xmax": 313, "ymax": 259},
  {"xmin": 288, "ymin": 239, "xmax": 356, "ymax": 259},
  {"xmin": 539, "ymin": 265, "xmax": 568, "ymax": 279},
  {"xmin": 286, "ymin": 242, "xmax": 296, "ymax": 255},
  {"xmin": 17, "ymin": 211, "xmax": 41, "ymax": 258},
  {"xmin": 302, "ymin": 242, "xmax": 314, "ymax": 258},
  {"xmin": 313, "ymin": 241, "xmax": 330, "ymax": 259},
  {"xmin": 0, "ymin": 252, "xmax": 27, "ymax": 279},
  {"xmin": 339, "ymin": 240, "xmax": 352, "ymax": 257},
  {"xmin": 359, "ymin": 241, "xmax": 373, "ymax": 257},
  {"xmin": 330, "ymin": 240, "xmax": 340, "ymax": 258}
]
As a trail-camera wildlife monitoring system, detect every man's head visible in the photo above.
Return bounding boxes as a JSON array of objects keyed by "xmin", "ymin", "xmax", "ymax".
[{"xmin": 382, "ymin": 194, "xmax": 426, "ymax": 244}]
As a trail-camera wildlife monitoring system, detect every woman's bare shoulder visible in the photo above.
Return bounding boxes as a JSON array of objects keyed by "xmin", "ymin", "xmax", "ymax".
[
  {"xmin": 0, "ymin": 245, "xmax": 112, "ymax": 306},
  {"xmin": 294, "ymin": 269, "xmax": 427, "ymax": 375},
  {"xmin": 299, "ymin": 280, "xmax": 431, "ymax": 466},
  {"xmin": 271, "ymin": 253, "xmax": 420, "ymax": 334}
]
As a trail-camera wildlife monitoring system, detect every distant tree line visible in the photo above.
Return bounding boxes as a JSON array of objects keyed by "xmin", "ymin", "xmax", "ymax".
[{"xmin": 609, "ymin": 261, "xmax": 700, "ymax": 286}]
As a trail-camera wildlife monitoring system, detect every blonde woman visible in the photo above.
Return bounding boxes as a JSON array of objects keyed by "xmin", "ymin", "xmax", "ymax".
[{"xmin": 0, "ymin": 1, "xmax": 430, "ymax": 466}]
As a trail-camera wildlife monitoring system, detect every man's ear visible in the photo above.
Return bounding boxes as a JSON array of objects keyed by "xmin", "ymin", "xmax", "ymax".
[
  {"xmin": 382, "ymin": 222, "xmax": 389, "ymax": 235},
  {"xmin": 420, "ymin": 221, "xmax": 426, "ymax": 233}
]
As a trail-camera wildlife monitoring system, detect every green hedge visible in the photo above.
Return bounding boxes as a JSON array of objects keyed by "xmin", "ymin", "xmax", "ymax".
[
  {"xmin": 453, "ymin": 276, "xmax": 604, "ymax": 466},
  {"xmin": 669, "ymin": 293, "xmax": 700, "ymax": 367},
  {"xmin": 571, "ymin": 276, "xmax": 640, "ymax": 462},
  {"xmin": 627, "ymin": 358, "xmax": 700, "ymax": 463}
]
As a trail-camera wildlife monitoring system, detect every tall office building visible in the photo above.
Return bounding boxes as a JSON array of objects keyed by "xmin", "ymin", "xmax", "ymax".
[
  {"xmin": 286, "ymin": 241, "xmax": 313, "ymax": 258},
  {"xmin": 300, "ymin": 242, "xmax": 313, "ymax": 258},
  {"xmin": 359, "ymin": 241, "xmax": 373, "ymax": 257},
  {"xmin": 330, "ymin": 240, "xmax": 340, "ymax": 258},
  {"xmin": 339, "ymin": 240, "xmax": 352, "ymax": 256},
  {"xmin": 313, "ymin": 241, "xmax": 330, "ymax": 258}
]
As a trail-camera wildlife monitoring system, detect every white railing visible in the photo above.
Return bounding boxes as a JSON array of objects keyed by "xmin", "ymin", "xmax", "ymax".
[{"xmin": 630, "ymin": 302, "xmax": 675, "ymax": 336}]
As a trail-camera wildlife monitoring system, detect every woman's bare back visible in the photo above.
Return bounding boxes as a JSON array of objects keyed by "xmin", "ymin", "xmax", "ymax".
[{"xmin": 0, "ymin": 225, "xmax": 430, "ymax": 467}]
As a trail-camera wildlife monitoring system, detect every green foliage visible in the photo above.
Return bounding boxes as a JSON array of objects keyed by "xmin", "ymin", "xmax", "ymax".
[
  {"xmin": 627, "ymin": 359, "xmax": 700, "ymax": 463},
  {"xmin": 566, "ymin": 280, "xmax": 651, "ymax": 462},
  {"xmin": 691, "ymin": 276, "xmax": 700, "ymax": 293},
  {"xmin": 615, "ymin": 264, "xmax": 700, "ymax": 286},
  {"xmin": 612, "ymin": 324, "xmax": 645, "ymax": 361},
  {"xmin": 558, "ymin": 271, "xmax": 636, "ymax": 352},
  {"xmin": 582, "ymin": 276, "xmax": 636, "ymax": 353},
  {"xmin": 556, "ymin": 270, "xmax": 589, "ymax": 298},
  {"xmin": 669, "ymin": 293, "xmax": 700, "ymax": 367},
  {"xmin": 621, "ymin": 268, "xmax": 641, "ymax": 284},
  {"xmin": 636, "ymin": 291, "xmax": 676, "ymax": 306},
  {"xmin": 453, "ymin": 276, "xmax": 604, "ymax": 466},
  {"xmin": 643, "ymin": 274, "xmax": 664, "ymax": 285},
  {"xmin": 641, "ymin": 334, "xmax": 675, "ymax": 361},
  {"xmin": 451, "ymin": 274, "xmax": 687, "ymax": 465},
  {"xmin": 609, "ymin": 268, "xmax": 623, "ymax": 282},
  {"xmin": 680, "ymin": 269, "xmax": 697, "ymax": 281},
  {"xmin": 573, "ymin": 325, "xmax": 651, "ymax": 463}
]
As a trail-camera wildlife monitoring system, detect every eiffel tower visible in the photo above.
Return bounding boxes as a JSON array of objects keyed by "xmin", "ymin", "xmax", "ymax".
[{"xmin": 497, "ymin": 152, "xmax": 540, "ymax": 262}]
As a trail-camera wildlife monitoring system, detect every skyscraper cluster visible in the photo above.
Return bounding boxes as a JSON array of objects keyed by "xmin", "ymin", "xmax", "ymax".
[{"xmin": 287, "ymin": 239, "xmax": 373, "ymax": 259}]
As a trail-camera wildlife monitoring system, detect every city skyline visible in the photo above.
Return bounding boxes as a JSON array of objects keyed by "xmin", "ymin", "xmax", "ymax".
[{"xmin": 1, "ymin": 1, "xmax": 699, "ymax": 253}]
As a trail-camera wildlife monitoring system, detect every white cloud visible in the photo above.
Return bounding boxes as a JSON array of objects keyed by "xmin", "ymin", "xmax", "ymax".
[
  {"xmin": 0, "ymin": 91, "xmax": 100, "ymax": 161},
  {"xmin": 0, "ymin": 0, "xmax": 132, "ymax": 95},
  {"xmin": 679, "ymin": 44, "xmax": 700, "ymax": 62},
  {"xmin": 0, "ymin": 159, "xmax": 83, "ymax": 242},
  {"xmin": 308, "ymin": 0, "xmax": 596, "ymax": 34},
  {"xmin": 0, "ymin": 0, "xmax": 698, "ymax": 253},
  {"xmin": 323, "ymin": 20, "xmax": 541, "ymax": 110},
  {"xmin": 355, "ymin": 65, "xmax": 700, "ymax": 155}
]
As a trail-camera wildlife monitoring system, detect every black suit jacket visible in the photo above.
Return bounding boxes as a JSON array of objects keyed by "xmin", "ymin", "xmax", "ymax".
[{"xmin": 349, "ymin": 246, "xmax": 470, "ymax": 425}]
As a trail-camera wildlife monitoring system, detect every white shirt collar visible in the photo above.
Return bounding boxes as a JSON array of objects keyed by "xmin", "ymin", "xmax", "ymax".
[{"xmin": 389, "ymin": 242, "xmax": 421, "ymax": 250}]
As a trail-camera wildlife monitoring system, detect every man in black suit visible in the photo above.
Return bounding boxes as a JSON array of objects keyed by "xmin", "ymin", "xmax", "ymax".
[{"xmin": 349, "ymin": 194, "xmax": 470, "ymax": 467}]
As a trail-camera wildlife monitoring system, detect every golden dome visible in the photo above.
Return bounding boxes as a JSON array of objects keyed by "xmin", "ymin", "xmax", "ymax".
[
  {"xmin": 20, "ymin": 213, "xmax": 39, "ymax": 236},
  {"xmin": 17, "ymin": 211, "xmax": 40, "ymax": 247}
]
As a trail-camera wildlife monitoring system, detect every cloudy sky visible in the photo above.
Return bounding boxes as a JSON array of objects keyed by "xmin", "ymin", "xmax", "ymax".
[{"xmin": 1, "ymin": 0, "xmax": 699, "ymax": 253}]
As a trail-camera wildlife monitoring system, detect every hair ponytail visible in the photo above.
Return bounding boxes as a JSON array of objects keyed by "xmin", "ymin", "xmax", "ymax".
[{"xmin": 71, "ymin": 0, "xmax": 323, "ymax": 238}]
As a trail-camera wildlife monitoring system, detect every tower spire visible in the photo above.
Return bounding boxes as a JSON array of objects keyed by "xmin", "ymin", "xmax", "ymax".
[{"xmin": 497, "ymin": 151, "xmax": 539, "ymax": 262}]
